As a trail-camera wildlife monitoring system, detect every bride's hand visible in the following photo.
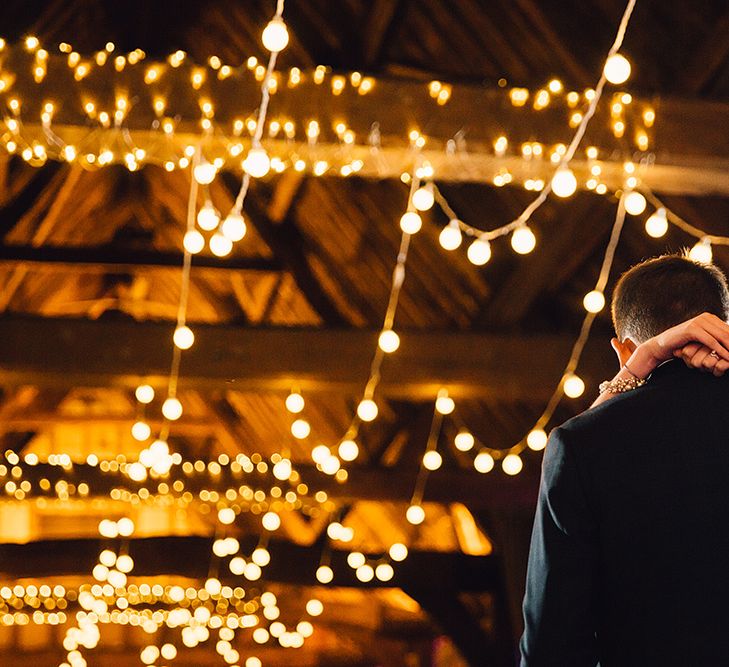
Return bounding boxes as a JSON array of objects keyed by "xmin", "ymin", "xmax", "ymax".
[{"xmin": 675, "ymin": 342, "xmax": 729, "ymax": 376}]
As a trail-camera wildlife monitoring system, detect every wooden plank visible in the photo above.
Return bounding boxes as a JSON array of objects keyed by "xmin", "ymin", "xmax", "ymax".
[{"xmin": 0, "ymin": 315, "xmax": 615, "ymax": 400}]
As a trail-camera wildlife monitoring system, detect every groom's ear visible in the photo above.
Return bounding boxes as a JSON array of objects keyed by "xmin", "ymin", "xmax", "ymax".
[{"xmin": 611, "ymin": 337, "xmax": 636, "ymax": 367}]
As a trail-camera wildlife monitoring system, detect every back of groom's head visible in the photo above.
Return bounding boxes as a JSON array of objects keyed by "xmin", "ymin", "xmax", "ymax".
[{"xmin": 612, "ymin": 253, "xmax": 729, "ymax": 343}]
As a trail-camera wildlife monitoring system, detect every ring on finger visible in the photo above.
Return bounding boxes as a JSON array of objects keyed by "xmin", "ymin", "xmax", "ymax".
[{"xmin": 710, "ymin": 350, "xmax": 720, "ymax": 359}]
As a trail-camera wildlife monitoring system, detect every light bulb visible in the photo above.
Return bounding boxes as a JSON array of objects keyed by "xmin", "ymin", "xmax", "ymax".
[
  {"xmin": 262, "ymin": 17, "xmax": 289, "ymax": 52},
  {"xmin": 439, "ymin": 220, "xmax": 463, "ymax": 250},
  {"xmin": 162, "ymin": 397, "xmax": 183, "ymax": 420},
  {"xmin": 467, "ymin": 236, "xmax": 492, "ymax": 265},
  {"xmin": 389, "ymin": 543, "xmax": 408, "ymax": 562},
  {"xmin": 511, "ymin": 225, "xmax": 536, "ymax": 254},
  {"xmin": 604, "ymin": 53, "xmax": 631, "ymax": 85},
  {"xmin": 624, "ymin": 190, "xmax": 647, "ymax": 215},
  {"xmin": 551, "ymin": 166, "xmax": 577, "ymax": 198},
  {"xmin": 99, "ymin": 549, "xmax": 117, "ymax": 567},
  {"xmin": 347, "ymin": 552, "xmax": 366, "ymax": 569},
  {"xmin": 435, "ymin": 394, "xmax": 455, "ymax": 415},
  {"xmin": 455, "ymin": 430, "xmax": 475, "ymax": 451},
  {"xmin": 502, "ymin": 454, "xmax": 523, "ymax": 475},
  {"xmin": 474, "ymin": 451, "xmax": 495, "ymax": 473},
  {"xmin": 244, "ymin": 146, "xmax": 270, "ymax": 178},
  {"xmin": 173, "ymin": 325, "xmax": 195, "ymax": 350},
  {"xmin": 320, "ymin": 455, "xmax": 340, "ymax": 475},
  {"xmin": 205, "ymin": 577, "xmax": 222, "ymax": 596},
  {"xmin": 221, "ymin": 211, "xmax": 247, "ymax": 242},
  {"xmin": 563, "ymin": 373, "xmax": 585, "ymax": 398},
  {"xmin": 252, "ymin": 547, "xmax": 270, "ymax": 566},
  {"xmin": 244, "ymin": 562, "xmax": 262, "ymax": 580},
  {"xmin": 116, "ymin": 555, "xmax": 134, "ymax": 573},
  {"xmin": 197, "ymin": 202, "xmax": 220, "ymax": 231},
  {"xmin": 338, "ymin": 439, "xmax": 359, "ymax": 461},
  {"xmin": 229, "ymin": 556, "xmax": 245, "ymax": 575},
  {"xmin": 357, "ymin": 399, "xmax": 378, "ymax": 422},
  {"xmin": 400, "ymin": 211, "xmax": 422, "ymax": 234},
  {"xmin": 131, "ymin": 421, "xmax": 151, "ymax": 442},
  {"xmin": 262, "ymin": 511, "xmax": 281, "ymax": 531},
  {"xmin": 117, "ymin": 517, "xmax": 135, "ymax": 536},
  {"xmin": 193, "ymin": 161, "xmax": 217, "ymax": 185},
  {"xmin": 161, "ymin": 645, "xmax": 177, "ymax": 661},
  {"xmin": 412, "ymin": 184, "xmax": 435, "ymax": 211},
  {"xmin": 406, "ymin": 504, "xmax": 425, "ymax": 525},
  {"xmin": 218, "ymin": 508, "xmax": 236, "ymax": 525},
  {"xmin": 272, "ymin": 459, "xmax": 292, "ymax": 480},
  {"xmin": 356, "ymin": 564, "xmax": 374, "ymax": 582},
  {"xmin": 422, "ymin": 450, "xmax": 442, "ymax": 471},
  {"xmin": 291, "ymin": 418, "xmax": 311, "ymax": 439},
  {"xmin": 689, "ymin": 237, "xmax": 713, "ymax": 264},
  {"xmin": 285, "ymin": 392, "xmax": 305, "ymax": 413},
  {"xmin": 378, "ymin": 329, "xmax": 400, "ymax": 353},
  {"xmin": 645, "ymin": 208, "xmax": 668, "ymax": 238},
  {"xmin": 209, "ymin": 233, "xmax": 233, "ymax": 257},
  {"xmin": 135, "ymin": 384, "xmax": 155, "ymax": 404},
  {"xmin": 306, "ymin": 599, "xmax": 324, "ymax": 616},
  {"xmin": 583, "ymin": 290, "xmax": 605, "ymax": 313},
  {"xmin": 316, "ymin": 565, "xmax": 333, "ymax": 584},
  {"xmin": 311, "ymin": 444, "xmax": 330, "ymax": 464},
  {"xmin": 98, "ymin": 519, "xmax": 118, "ymax": 538},
  {"xmin": 183, "ymin": 230, "xmax": 205, "ymax": 254},
  {"xmin": 527, "ymin": 428, "xmax": 548, "ymax": 451}
]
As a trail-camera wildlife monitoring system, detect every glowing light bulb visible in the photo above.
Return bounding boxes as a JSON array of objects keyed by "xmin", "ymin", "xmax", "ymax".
[
  {"xmin": 527, "ymin": 428, "xmax": 548, "ymax": 451},
  {"xmin": 502, "ymin": 454, "xmax": 523, "ymax": 475},
  {"xmin": 474, "ymin": 451, "xmax": 495, "ymax": 473},
  {"xmin": 563, "ymin": 373, "xmax": 585, "ymax": 398},
  {"xmin": 645, "ymin": 208, "xmax": 668, "ymax": 238},
  {"xmin": 262, "ymin": 17, "xmax": 289, "ymax": 52},
  {"xmin": 389, "ymin": 543, "xmax": 408, "ymax": 561},
  {"xmin": 467, "ymin": 236, "xmax": 492, "ymax": 265},
  {"xmin": 285, "ymin": 392, "xmax": 305, "ymax": 413},
  {"xmin": 689, "ymin": 238, "xmax": 713, "ymax": 264},
  {"xmin": 306, "ymin": 599, "xmax": 324, "ymax": 616},
  {"xmin": 312, "ymin": 444, "xmax": 330, "ymax": 464},
  {"xmin": 583, "ymin": 290, "xmax": 606, "ymax": 313},
  {"xmin": 347, "ymin": 552, "xmax": 366, "ymax": 569},
  {"xmin": 455, "ymin": 430, "xmax": 475, "ymax": 451},
  {"xmin": 173, "ymin": 325, "xmax": 195, "ymax": 350},
  {"xmin": 291, "ymin": 419, "xmax": 311, "ymax": 439},
  {"xmin": 205, "ymin": 577, "xmax": 222, "ymax": 596},
  {"xmin": 197, "ymin": 202, "xmax": 220, "ymax": 231},
  {"xmin": 117, "ymin": 517, "xmax": 135, "ymax": 536},
  {"xmin": 135, "ymin": 384, "xmax": 155, "ymax": 404},
  {"xmin": 422, "ymin": 450, "xmax": 442, "ymax": 470},
  {"xmin": 338, "ymin": 439, "xmax": 359, "ymax": 461},
  {"xmin": 439, "ymin": 220, "xmax": 463, "ymax": 250},
  {"xmin": 116, "ymin": 555, "xmax": 134, "ymax": 573},
  {"xmin": 624, "ymin": 190, "xmax": 647, "ymax": 215},
  {"xmin": 218, "ymin": 508, "xmax": 236, "ymax": 525},
  {"xmin": 193, "ymin": 161, "xmax": 217, "ymax": 185},
  {"xmin": 320, "ymin": 455, "xmax": 340, "ymax": 475},
  {"xmin": 316, "ymin": 565, "xmax": 333, "ymax": 584},
  {"xmin": 400, "ymin": 211, "xmax": 422, "ymax": 234},
  {"xmin": 252, "ymin": 547, "xmax": 270, "ymax": 566},
  {"xmin": 183, "ymin": 230, "xmax": 205, "ymax": 254},
  {"xmin": 209, "ymin": 233, "xmax": 233, "ymax": 257},
  {"xmin": 221, "ymin": 211, "xmax": 247, "ymax": 242},
  {"xmin": 435, "ymin": 393, "xmax": 455, "ymax": 414},
  {"xmin": 412, "ymin": 184, "xmax": 435, "ymax": 211},
  {"xmin": 229, "ymin": 556, "xmax": 245, "ymax": 575},
  {"xmin": 604, "ymin": 53, "xmax": 631, "ymax": 85},
  {"xmin": 511, "ymin": 225, "xmax": 536, "ymax": 254},
  {"xmin": 378, "ymin": 329, "xmax": 400, "ymax": 353},
  {"xmin": 99, "ymin": 519, "xmax": 118, "ymax": 538},
  {"xmin": 131, "ymin": 421, "xmax": 151, "ymax": 441},
  {"xmin": 406, "ymin": 504, "xmax": 425, "ymax": 525},
  {"xmin": 551, "ymin": 166, "xmax": 577, "ymax": 198},
  {"xmin": 356, "ymin": 564, "xmax": 374, "ymax": 582},
  {"xmin": 162, "ymin": 397, "xmax": 183, "ymax": 420},
  {"xmin": 244, "ymin": 147, "xmax": 270, "ymax": 178},
  {"xmin": 262, "ymin": 511, "xmax": 281, "ymax": 531},
  {"xmin": 357, "ymin": 399, "xmax": 378, "ymax": 422}
]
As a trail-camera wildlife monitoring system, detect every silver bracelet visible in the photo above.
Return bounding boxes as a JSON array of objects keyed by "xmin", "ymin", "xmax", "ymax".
[{"xmin": 598, "ymin": 375, "xmax": 647, "ymax": 395}]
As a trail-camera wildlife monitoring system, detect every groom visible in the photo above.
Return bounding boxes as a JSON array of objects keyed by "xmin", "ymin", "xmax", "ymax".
[{"xmin": 520, "ymin": 254, "xmax": 729, "ymax": 666}]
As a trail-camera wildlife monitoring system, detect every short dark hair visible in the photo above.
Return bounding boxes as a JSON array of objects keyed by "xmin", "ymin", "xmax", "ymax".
[{"xmin": 612, "ymin": 253, "xmax": 729, "ymax": 343}]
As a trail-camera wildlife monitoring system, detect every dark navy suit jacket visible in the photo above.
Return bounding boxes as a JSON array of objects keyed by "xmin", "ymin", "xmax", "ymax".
[{"xmin": 520, "ymin": 361, "xmax": 729, "ymax": 666}]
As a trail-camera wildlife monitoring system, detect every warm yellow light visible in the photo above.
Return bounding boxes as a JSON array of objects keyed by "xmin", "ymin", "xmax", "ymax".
[
  {"xmin": 316, "ymin": 566, "xmax": 333, "ymax": 584},
  {"xmin": 548, "ymin": 78, "xmax": 563, "ymax": 94},
  {"xmin": 221, "ymin": 212, "xmax": 247, "ymax": 242},
  {"xmin": 435, "ymin": 393, "xmax": 455, "ymax": 415},
  {"xmin": 583, "ymin": 290, "xmax": 605, "ymax": 313},
  {"xmin": 25, "ymin": 36, "xmax": 40, "ymax": 51},
  {"xmin": 262, "ymin": 511, "xmax": 281, "ymax": 531},
  {"xmin": 511, "ymin": 226, "xmax": 536, "ymax": 254},
  {"xmin": 243, "ymin": 147, "xmax": 270, "ymax": 178},
  {"xmin": 117, "ymin": 517, "xmax": 135, "ymax": 536},
  {"xmin": 689, "ymin": 238, "xmax": 713, "ymax": 264},
  {"xmin": 474, "ymin": 451, "xmax": 495, "ymax": 473},
  {"xmin": 378, "ymin": 329, "xmax": 400, "ymax": 353},
  {"xmin": 183, "ymin": 230, "xmax": 205, "ymax": 255},
  {"xmin": 135, "ymin": 384, "xmax": 155, "ymax": 404},
  {"xmin": 439, "ymin": 221, "xmax": 463, "ymax": 250},
  {"xmin": 563, "ymin": 373, "xmax": 585, "ymax": 398},
  {"xmin": 285, "ymin": 392, "xmax": 305, "ymax": 414},
  {"xmin": 197, "ymin": 203, "xmax": 221, "ymax": 231},
  {"xmin": 162, "ymin": 397, "xmax": 183, "ymax": 420},
  {"xmin": 527, "ymin": 428, "xmax": 548, "ymax": 451},
  {"xmin": 509, "ymin": 88, "xmax": 529, "ymax": 106},
  {"xmin": 623, "ymin": 190, "xmax": 647, "ymax": 215},
  {"xmin": 455, "ymin": 430, "xmax": 475, "ymax": 451},
  {"xmin": 193, "ymin": 161, "xmax": 217, "ymax": 185},
  {"xmin": 389, "ymin": 543, "xmax": 408, "ymax": 561},
  {"xmin": 291, "ymin": 418, "xmax": 311, "ymax": 439},
  {"xmin": 412, "ymin": 184, "xmax": 435, "ymax": 211},
  {"xmin": 400, "ymin": 211, "xmax": 422, "ymax": 234},
  {"xmin": 645, "ymin": 208, "xmax": 668, "ymax": 238},
  {"xmin": 357, "ymin": 399, "xmax": 378, "ymax": 422},
  {"xmin": 338, "ymin": 439, "xmax": 359, "ymax": 461},
  {"xmin": 131, "ymin": 421, "xmax": 151, "ymax": 441},
  {"xmin": 218, "ymin": 508, "xmax": 236, "ymax": 525},
  {"xmin": 262, "ymin": 16, "xmax": 289, "ymax": 52},
  {"xmin": 604, "ymin": 53, "xmax": 631, "ymax": 84},
  {"xmin": 467, "ymin": 236, "xmax": 492, "ymax": 266},
  {"xmin": 502, "ymin": 454, "xmax": 523, "ymax": 475},
  {"xmin": 173, "ymin": 325, "xmax": 195, "ymax": 350},
  {"xmin": 406, "ymin": 504, "xmax": 425, "ymax": 525},
  {"xmin": 551, "ymin": 166, "xmax": 577, "ymax": 197},
  {"xmin": 422, "ymin": 450, "xmax": 442, "ymax": 471}
]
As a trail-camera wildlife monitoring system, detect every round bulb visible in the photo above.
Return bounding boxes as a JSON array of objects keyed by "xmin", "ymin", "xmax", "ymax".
[
  {"xmin": 474, "ymin": 451, "xmax": 495, "ymax": 473},
  {"xmin": 689, "ymin": 238, "xmax": 713, "ymax": 264},
  {"xmin": 262, "ymin": 511, "xmax": 281, "ymax": 531},
  {"xmin": 338, "ymin": 439, "xmax": 359, "ymax": 461},
  {"xmin": 400, "ymin": 211, "xmax": 422, "ymax": 234},
  {"xmin": 347, "ymin": 552, "xmax": 366, "ymax": 569},
  {"xmin": 406, "ymin": 504, "xmax": 425, "ymax": 525},
  {"xmin": 173, "ymin": 325, "xmax": 195, "ymax": 350},
  {"xmin": 563, "ymin": 373, "xmax": 585, "ymax": 398},
  {"xmin": 527, "ymin": 428, "xmax": 548, "ymax": 451},
  {"xmin": 320, "ymin": 455, "xmax": 340, "ymax": 475},
  {"xmin": 252, "ymin": 547, "xmax": 270, "ymax": 566},
  {"xmin": 193, "ymin": 161, "xmax": 217, "ymax": 185},
  {"xmin": 131, "ymin": 421, "xmax": 151, "ymax": 442},
  {"xmin": 285, "ymin": 392, "xmax": 305, "ymax": 413},
  {"xmin": 454, "ymin": 430, "xmax": 475, "ymax": 451},
  {"xmin": 624, "ymin": 190, "xmax": 647, "ymax": 215},
  {"xmin": 378, "ymin": 329, "xmax": 400, "ymax": 353},
  {"xmin": 316, "ymin": 565, "xmax": 333, "ymax": 584},
  {"xmin": 218, "ymin": 508, "xmax": 235, "ymax": 525},
  {"xmin": 645, "ymin": 208, "xmax": 668, "ymax": 238},
  {"xmin": 356, "ymin": 564, "xmax": 374, "ymax": 582},
  {"xmin": 439, "ymin": 221, "xmax": 463, "ymax": 250},
  {"xmin": 116, "ymin": 554, "xmax": 134, "ymax": 573},
  {"xmin": 412, "ymin": 184, "xmax": 435, "ymax": 211},
  {"xmin": 551, "ymin": 166, "xmax": 577, "ymax": 198},
  {"xmin": 244, "ymin": 147, "xmax": 270, "ymax": 178},
  {"xmin": 291, "ymin": 418, "xmax": 311, "ymax": 439},
  {"xmin": 583, "ymin": 290, "xmax": 605, "ymax": 313},
  {"xmin": 209, "ymin": 233, "xmax": 233, "ymax": 257},
  {"xmin": 311, "ymin": 444, "xmax": 330, "ymax": 464},
  {"xmin": 272, "ymin": 459, "xmax": 292, "ymax": 481},
  {"xmin": 389, "ymin": 543, "xmax": 408, "ymax": 562},
  {"xmin": 221, "ymin": 211, "xmax": 247, "ymax": 242},
  {"xmin": 502, "ymin": 454, "xmax": 523, "ymax": 476},
  {"xmin": 135, "ymin": 384, "xmax": 155, "ymax": 404},
  {"xmin": 183, "ymin": 230, "xmax": 205, "ymax": 254},
  {"xmin": 357, "ymin": 399, "xmax": 378, "ymax": 422},
  {"xmin": 422, "ymin": 450, "xmax": 442, "ymax": 471},
  {"xmin": 197, "ymin": 203, "xmax": 220, "ymax": 231},
  {"xmin": 467, "ymin": 236, "xmax": 492, "ymax": 266},
  {"xmin": 229, "ymin": 556, "xmax": 245, "ymax": 575},
  {"xmin": 306, "ymin": 599, "xmax": 324, "ymax": 616},
  {"xmin": 604, "ymin": 53, "xmax": 631, "ymax": 85},
  {"xmin": 205, "ymin": 577, "xmax": 222, "ymax": 596},
  {"xmin": 162, "ymin": 397, "xmax": 183, "ymax": 420},
  {"xmin": 435, "ymin": 394, "xmax": 455, "ymax": 415},
  {"xmin": 511, "ymin": 226, "xmax": 536, "ymax": 254},
  {"xmin": 117, "ymin": 517, "xmax": 135, "ymax": 537},
  {"xmin": 262, "ymin": 17, "xmax": 289, "ymax": 53}
]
